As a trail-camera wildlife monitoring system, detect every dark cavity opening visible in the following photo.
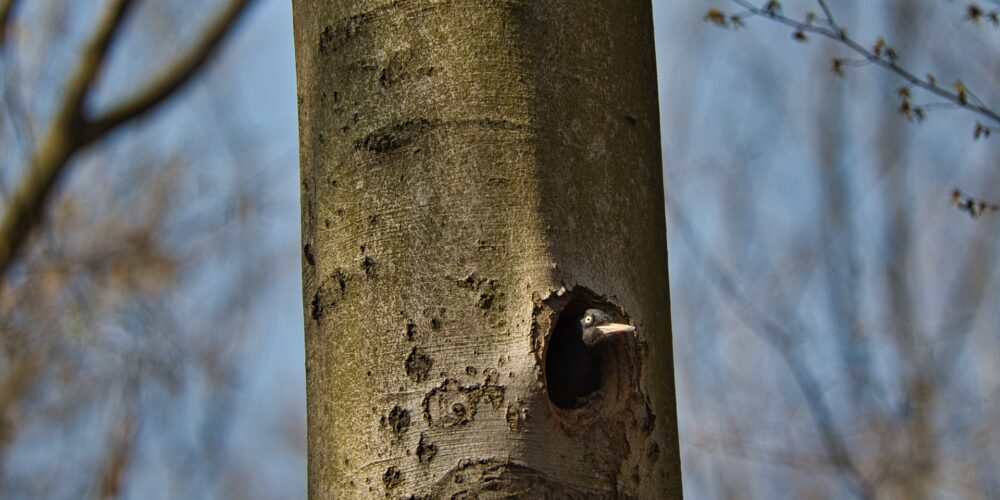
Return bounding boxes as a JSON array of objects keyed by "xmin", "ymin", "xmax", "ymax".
[{"xmin": 545, "ymin": 301, "xmax": 604, "ymax": 409}]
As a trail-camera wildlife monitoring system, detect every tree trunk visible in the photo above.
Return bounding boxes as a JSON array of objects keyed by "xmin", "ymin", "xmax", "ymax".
[{"xmin": 292, "ymin": 0, "xmax": 681, "ymax": 497}]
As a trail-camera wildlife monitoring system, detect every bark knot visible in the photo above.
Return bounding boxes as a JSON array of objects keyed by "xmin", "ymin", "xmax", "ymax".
[
  {"xmin": 381, "ymin": 405, "xmax": 411, "ymax": 441},
  {"xmin": 405, "ymin": 347, "xmax": 434, "ymax": 383}
]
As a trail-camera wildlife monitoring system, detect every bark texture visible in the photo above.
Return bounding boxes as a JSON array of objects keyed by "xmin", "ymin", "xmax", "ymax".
[{"xmin": 292, "ymin": 0, "xmax": 681, "ymax": 497}]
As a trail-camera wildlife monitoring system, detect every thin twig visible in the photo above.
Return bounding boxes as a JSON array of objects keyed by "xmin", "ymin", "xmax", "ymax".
[{"xmin": 728, "ymin": 0, "xmax": 1000, "ymax": 126}]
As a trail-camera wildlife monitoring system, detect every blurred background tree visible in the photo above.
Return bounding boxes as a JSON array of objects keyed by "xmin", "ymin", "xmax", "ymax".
[
  {"xmin": 666, "ymin": 0, "xmax": 999, "ymax": 498},
  {"xmin": 0, "ymin": 1, "xmax": 304, "ymax": 497}
]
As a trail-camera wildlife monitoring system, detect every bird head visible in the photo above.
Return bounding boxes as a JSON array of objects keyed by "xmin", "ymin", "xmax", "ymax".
[{"xmin": 580, "ymin": 308, "xmax": 635, "ymax": 347}]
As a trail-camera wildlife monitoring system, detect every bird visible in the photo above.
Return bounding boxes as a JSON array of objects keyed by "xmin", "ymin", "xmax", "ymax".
[
  {"xmin": 545, "ymin": 308, "xmax": 635, "ymax": 409},
  {"xmin": 580, "ymin": 308, "xmax": 636, "ymax": 347}
]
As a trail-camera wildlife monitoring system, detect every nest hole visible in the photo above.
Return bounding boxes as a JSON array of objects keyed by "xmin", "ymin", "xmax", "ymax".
[{"xmin": 541, "ymin": 290, "xmax": 631, "ymax": 410}]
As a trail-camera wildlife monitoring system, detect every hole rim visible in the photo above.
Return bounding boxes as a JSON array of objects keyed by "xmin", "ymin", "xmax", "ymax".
[{"xmin": 534, "ymin": 286, "xmax": 637, "ymax": 423}]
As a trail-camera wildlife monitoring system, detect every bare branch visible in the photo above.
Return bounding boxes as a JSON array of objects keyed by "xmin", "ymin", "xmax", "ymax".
[
  {"xmin": 0, "ymin": 0, "xmax": 254, "ymax": 282},
  {"xmin": 816, "ymin": 0, "xmax": 836, "ymax": 27},
  {"xmin": 0, "ymin": 0, "xmax": 136, "ymax": 283},
  {"xmin": 723, "ymin": 0, "xmax": 1000, "ymax": 126},
  {"xmin": 64, "ymin": 0, "xmax": 137, "ymax": 113},
  {"xmin": 85, "ymin": 0, "xmax": 253, "ymax": 143},
  {"xmin": 0, "ymin": 0, "xmax": 23, "ymax": 48}
]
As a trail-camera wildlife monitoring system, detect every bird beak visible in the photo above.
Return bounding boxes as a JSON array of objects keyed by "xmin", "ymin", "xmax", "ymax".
[{"xmin": 596, "ymin": 323, "xmax": 635, "ymax": 336}]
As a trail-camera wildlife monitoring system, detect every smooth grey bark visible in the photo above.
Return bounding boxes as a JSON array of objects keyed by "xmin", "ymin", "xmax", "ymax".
[{"xmin": 292, "ymin": 0, "xmax": 681, "ymax": 497}]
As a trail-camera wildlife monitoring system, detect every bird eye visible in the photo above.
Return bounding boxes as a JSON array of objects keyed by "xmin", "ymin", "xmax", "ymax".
[{"xmin": 585, "ymin": 315, "xmax": 593, "ymax": 325}]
